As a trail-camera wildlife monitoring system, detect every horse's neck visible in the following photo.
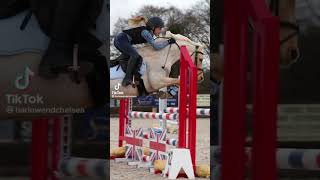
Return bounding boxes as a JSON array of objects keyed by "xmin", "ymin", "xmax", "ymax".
[
  {"xmin": 178, "ymin": 41, "xmax": 197, "ymax": 56},
  {"xmin": 138, "ymin": 42, "xmax": 182, "ymax": 66},
  {"xmin": 167, "ymin": 41, "xmax": 196, "ymax": 65},
  {"xmin": 137, "ymin": 39, "xmax": 197, "ymax": 70},
  {"xmin": 279, "ymin": 0, "xmax": 296, "ymax": 22}
]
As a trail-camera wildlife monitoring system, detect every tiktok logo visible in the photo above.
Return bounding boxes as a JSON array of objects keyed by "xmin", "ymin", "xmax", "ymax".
[
  {"xmin": 14, "ymin": 66, "xmax": 34, "ymax": 90},
  {"xmin": 115, "ymin": 82, "xmax": 121, "ymax": 90},
  {"xmin": 112, "ymin": 82, "xmax": 126, "ymax": 97}
]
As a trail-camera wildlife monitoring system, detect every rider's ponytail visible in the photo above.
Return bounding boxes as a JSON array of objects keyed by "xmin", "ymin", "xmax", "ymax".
[{"xmin": 128, "ymin": 16, "xmax": 147, "ymax": 28}]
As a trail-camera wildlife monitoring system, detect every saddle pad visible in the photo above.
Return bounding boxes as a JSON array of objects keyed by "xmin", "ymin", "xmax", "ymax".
[
  {"xmin": 110, "ymin": 62, "xmax": 147, "ymax": 80},
  {"xmin": 0, "ymin": 11, "xmax": 49, "ymax": 55}
]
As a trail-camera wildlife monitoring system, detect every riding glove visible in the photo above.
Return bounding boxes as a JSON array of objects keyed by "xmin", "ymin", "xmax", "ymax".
[{"xmin": 168, "ymin": 38, "xmax": 176, "ymax": 44}]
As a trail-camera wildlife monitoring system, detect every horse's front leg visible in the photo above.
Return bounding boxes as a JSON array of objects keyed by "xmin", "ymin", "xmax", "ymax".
[
  {"xmin": 155, "ymin": 77, "xmax": 180, "ymax": 99},
  {"xmin": 150, "ymin": 77, "xmax": 180, "ymax": 90}
]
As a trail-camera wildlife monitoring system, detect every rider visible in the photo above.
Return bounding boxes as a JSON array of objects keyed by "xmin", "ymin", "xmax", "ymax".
[{"xmin": 114, "ymin": 16, "xmax": 176, "ymax": 87}]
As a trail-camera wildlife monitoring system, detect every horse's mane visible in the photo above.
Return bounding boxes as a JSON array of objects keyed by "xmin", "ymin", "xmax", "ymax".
[
  {"xmin": 162, "ymin": 31, "xmax": 203, "ymax": 48},
  {"xmin": 137, "ymin": 31, "xmax": 204, "ymax": 52}
]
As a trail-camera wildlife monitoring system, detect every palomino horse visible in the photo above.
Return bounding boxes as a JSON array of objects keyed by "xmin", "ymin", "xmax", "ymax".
[
  {"xmin": 110, "ymin": 31, "xmax": 205, "ymax": 99},
  {"xmin": 211, "ymin": 0, "xmax": 299, "ymax": 82}
]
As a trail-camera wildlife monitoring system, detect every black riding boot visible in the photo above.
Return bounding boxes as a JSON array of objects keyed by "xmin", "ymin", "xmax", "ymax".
[
  {"xmin": 38, "ymin": 40, "xmax": 74, "ymax": 79},
  {"xmin": 122, "ymin": 56, "xmax": 139, "ymax": 87},
  {"xmin": 38, "ymin": 0, "xmax": 87, "ymax": 79},
  {"xmin": 86, "ymin": 51, "xmax": 108, "ymax": 107}
]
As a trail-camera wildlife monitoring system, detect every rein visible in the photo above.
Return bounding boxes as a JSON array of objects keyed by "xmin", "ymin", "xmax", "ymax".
[{"xmin": 154, "ymin": 36, "xmax": 204, "ymax": 81}]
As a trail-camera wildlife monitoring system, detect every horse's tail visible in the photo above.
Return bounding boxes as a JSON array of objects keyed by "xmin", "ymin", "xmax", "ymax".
[{"xmin": 128, "ymin": 16, "xmax": 147, "ymax": 27}]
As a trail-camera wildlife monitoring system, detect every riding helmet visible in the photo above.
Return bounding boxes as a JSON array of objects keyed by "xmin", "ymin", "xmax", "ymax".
[{"xmin": 146, "ymin": 16, "xmax": 164, "ymax": 30}]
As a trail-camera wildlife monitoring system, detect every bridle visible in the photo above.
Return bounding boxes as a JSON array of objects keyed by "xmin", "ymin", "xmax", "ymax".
[
  {"xmin": 190, "ymin": 46, "xmax": 205, "ymax": 81},
  {"xmin": 269, "ymin": 0, "xmax": 300, "ymax": 45},
  {"xmin": 158, "ymin": 37, "xmax": 205, "ymax": 82}
]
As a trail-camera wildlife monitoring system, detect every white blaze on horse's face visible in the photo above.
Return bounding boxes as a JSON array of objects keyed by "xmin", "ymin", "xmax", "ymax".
[
  {"xmin": 194, "ymin": 46, "xmax": 205, "ymax": 82},
  {"xmin": 280, "ymin": 26, "xmax": 300, "ymax": 67},
  {"xmin": 277, "ymin": 0, "xmax": 300, "ymax": 67},
  {"xmin": 164, "ymin": 31, "xmax": 205, "ymax": 82}
]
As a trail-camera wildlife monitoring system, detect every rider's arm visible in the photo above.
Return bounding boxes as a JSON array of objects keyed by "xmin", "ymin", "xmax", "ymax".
[{"xmin": 141, "ymin": 30, "xmax": 169, "ymax": 50}]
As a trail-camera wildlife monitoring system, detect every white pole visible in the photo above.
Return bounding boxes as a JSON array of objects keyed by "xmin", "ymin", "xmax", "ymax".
[{"xmin": 159, "ymin": 87, "xmax": 167, "ymax": 129}]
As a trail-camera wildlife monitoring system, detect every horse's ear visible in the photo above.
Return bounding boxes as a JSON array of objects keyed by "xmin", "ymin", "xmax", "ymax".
[
  {"xmin": 160, "ymin": 31, "xmax": 165, "ymax": 37},
  {"xmin": 166, "ymin": 31, "xmax": 173, "ymax": 37}
]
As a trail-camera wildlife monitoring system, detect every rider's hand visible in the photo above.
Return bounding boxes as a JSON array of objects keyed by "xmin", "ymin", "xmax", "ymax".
[{"xmin": 168, "ymin": 38, "xmax": 176, "ymax": 44}]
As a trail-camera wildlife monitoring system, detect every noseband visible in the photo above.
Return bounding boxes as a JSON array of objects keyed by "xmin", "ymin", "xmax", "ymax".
[
  {"xmin": 269, "ymin": 0, "xmax": 300, "ymax": 45},
  {"xmin": 190, "ymin": 46, "xmax": 205, "ymax": 80}
]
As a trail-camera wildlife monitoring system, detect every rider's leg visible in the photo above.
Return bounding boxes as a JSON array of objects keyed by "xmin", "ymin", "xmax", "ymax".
[
  {"xmin": 117, "ymin": 53, "xmax": 130, "ymax": 61},
  {"xmin": 39, "ymin": 0, "xmax": 87, "ymax": 79},
  {"xmin": 86, "ymin": 51, "xmax": 109, "ymax": 107},
  {"xmin": 77, "ymin": 32, "xmax": 108, "ymax": 107},
  {"xmin": 122, "ymin": 54, "xmax": 142, "ymax": 86},
  {"xmin": 78, "ymin": 31, "xmax": 103, "ymax": 60},
  {"xmin": 113, "ymin": 33, "xmax": 130, "ymax": 63},
  {"xmin": 114, "ymin": 33, "xmax": 142, "ymax": 87}
]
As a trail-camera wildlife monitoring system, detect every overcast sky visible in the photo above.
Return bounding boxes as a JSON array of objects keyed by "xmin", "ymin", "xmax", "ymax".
[{"xmin": 110, "ymin": 0, "xmax": 200, "ymax": 32}]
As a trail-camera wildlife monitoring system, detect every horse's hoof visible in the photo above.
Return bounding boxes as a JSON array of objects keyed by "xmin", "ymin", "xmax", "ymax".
[{"xmin": 158, "ymin": 91, "xmax": 169, "ymax": 99}]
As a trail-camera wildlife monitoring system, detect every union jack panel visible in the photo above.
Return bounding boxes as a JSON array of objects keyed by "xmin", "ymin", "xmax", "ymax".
[
  {"xmin": 149, "ymin": 128, "xmax": 167, "ymax": 162},
  {"xmin": 124, "ymin": 126, "xmax": 144, "ymax": 162}
]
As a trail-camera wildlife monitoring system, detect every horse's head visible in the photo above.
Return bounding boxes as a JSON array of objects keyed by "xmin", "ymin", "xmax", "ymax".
[
  {"xmin": 191, "ymin": 45, "xmax": 205, "ymax": 82},
  {"xmin": 269, "ymin": 0, "xmax": 300, "ymax": 67},
  {"xmin": 164, "ymin": 31, "xmax": 205, "ymax": 82}
]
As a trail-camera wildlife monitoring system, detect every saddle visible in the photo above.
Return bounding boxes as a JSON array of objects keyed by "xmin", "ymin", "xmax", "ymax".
[
  {"xmin": 110, "ymin": 54, "xmax": 143, "ymax": 78},
  {"xmin": 111, "ymin": 54, "xmax": 148, "ymax": 96}
]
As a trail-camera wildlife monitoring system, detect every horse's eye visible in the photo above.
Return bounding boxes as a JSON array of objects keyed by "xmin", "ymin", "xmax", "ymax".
[{"xmin": 199, "ymin": 58, "xmax": 203, "ymax": 62}]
